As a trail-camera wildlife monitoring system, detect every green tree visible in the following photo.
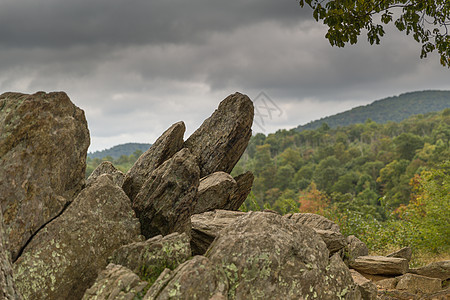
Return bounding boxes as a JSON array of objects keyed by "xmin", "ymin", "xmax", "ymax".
[{"xmin": 299, "ymin": 0, "xmax": 450, "ymax": 67}]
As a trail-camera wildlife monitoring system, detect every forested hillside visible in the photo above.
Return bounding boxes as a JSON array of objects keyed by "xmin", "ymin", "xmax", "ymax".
[
  {"xmin": 88, "ymin": 143, "xmax": 151, "ymax": 159},
  {"xmin": 295, "ymin": 90, "xmax": 450, "ymax": 131},
  {"xmin": 233, "ymin": 109, "xmax": 450, "ymax": 259}
]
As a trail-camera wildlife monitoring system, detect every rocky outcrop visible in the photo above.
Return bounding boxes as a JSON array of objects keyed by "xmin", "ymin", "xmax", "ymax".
[
  {"xmin": 225, "ymin": 171, "xmax": 254, "ymax": 211},
  {"xmin": 284, "ymin": 212, "xmax": 341, "ymax": 232},
  {"xmin": 86, "ymin": 161, "xmax": 124, "ymax": 187},
  {"xmin": 184, "ymin": 93, "xmax": 254, "ymax": 178},
  {"xmin": 0, "ymin": 92, "xmax": 90, "ymax": 260},
  {"xmin": 192, "ymin": 172, "xmax": 237, "ymax": 215},
  {"xmin": 122, "ymin": 121, "xmax": 185, "ymax": 201},
  {"xmin": 144, "ymin": 256, "xmax": 229, "ymax": 299},
  {"xmin": 409, "ymin": 260, "xmax": 450, "ymax": 280},
  {"xmin": 82, "ymin": 264, "xmax": 149, "ymax": 300},
  {"xmin": 0, "ymin": 210, "xmax": 21, "ymax": 300},
  {"xmin": 133, "ymin": 148, "xmax": 200, "ymax": 239},
  {"xmin": 350, "ymin": 269, "xmax": 377, "ymax": 300},
  {"xmin": 315, "ymin": 229, "xmax": 347, "ymax": 255},
  {"xmin": 190, "ymin": 210, "xmax": 246, "ymax": 255},
  {"xmin": 13, "ymin": 175, "xmax": 141, "ymax": 300},
  {"xmin": 350, "ymin": 256, "xmax": 409, "ymax": 276},
  {"xmin": 347, "ymin": 235, "xmax": 369, "ymax": 261},
  {"xmin": 205, "ymin": 212, "xmax": 360, "ymax": 299},
  {"xmin": 109, "ymin": 232, "xmax": 191, "ymax": 280},
  {"xmin": 387, "ymin": 247, "xmax": 412, "ymax": 262}
]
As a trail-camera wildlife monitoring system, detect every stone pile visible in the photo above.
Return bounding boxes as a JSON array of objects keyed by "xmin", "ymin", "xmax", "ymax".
[{"xmin": 1, "ymin": 91, "xmax": 448, "ymax": 299}]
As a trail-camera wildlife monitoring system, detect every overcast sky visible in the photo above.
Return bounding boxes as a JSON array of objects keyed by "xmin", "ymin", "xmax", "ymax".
[{"xmin": 1, "ymin": 0, "xmax": 449, "ymax": 152}]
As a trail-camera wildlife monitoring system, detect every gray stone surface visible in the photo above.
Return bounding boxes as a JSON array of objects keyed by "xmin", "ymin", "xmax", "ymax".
[
  {"xmin": 409, "ymin": 260, "xmax": 450, "ymax": 280},
  {"xmin": 225, "ymin": 171, "xmax": 254, "ymax": 211},
  {"xmin": 0, "ymin": 91, "xmax": 90, "ymax": 260},
  {"xmin": 284, "ymin": 212, "xmax": 341, "ymax": 232},
  {"xmin": 206, "ymin": 212, "xmax": 360, "ymax": 299},
  {"xmin": 192, "ymin": 172, "xmax": 237, "ymax": 215},
  {"xmin": 315, "ymin": 229, "xmax": 347, "ymax": 255},
  {"xmin": 350, "ymin": 256, "xmax": 409, "ymax": 276},
  {"xmin": 387, "ymin": 247, "xmax": 412, "ymax": 262},
  {"xmin": 133, "ymin": 148, "xmax": 200, "ymax": 239},
  {"xmin": 350, "ymin": 269, "xmax": 377, "ymax": 300},
  {"xmin": 143, "ymin": 256, "xmax": 229, "ymax": 299},
  {"xmin": 122, "ymin": 121, "xmax": 185, "ymax": 201},
  {"xmin": 13, "ymin": 175, "xmax": 141, "ymax": 300},
  {"xmin": 86, "ymin": 161, "xmax": 125, "ymax": 187},
  {"xmin": 82, "ymin": 264, "xmax": 148, "ymax": 300},
  {"xmin": 396, "ymin": 273, "xmax": 442, "ymax": 294},
  {"xmin": 184, "ymin": 92, "xmax": 254, "ymax": 178},
  {"xmin": 0, "ymin": 210, "xmax": 21, "ymax": 300},
  {"xmin": 190, "ymin": 210, "xmax": 246, "ymax": 255},
  {"xmin": 109, "ymin": 232, "xmax": 191, "ymax": 280},
  {"xmin": 346, "ymin": 235, "xmax": 369, "ymax": 261}
]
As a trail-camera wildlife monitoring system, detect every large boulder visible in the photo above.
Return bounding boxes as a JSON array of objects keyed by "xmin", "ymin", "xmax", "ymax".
[
  {"xmin": 192, "ymin": 172, "xmax": 237, "ymax": 215},
  {"xmin": 122, "ymin": 121, "xmax": 185, "ymax": 201},
  {"xmin": 349, "ymin": 256, "xmax": 409, "ymax": 276},
  {"xmin": 284, "ymin": 213, "xmax": 341, "ymax": 232},
  {"xmin": 13, "ymin": 175, "xmax": 141, "ymax": 300},
  {"xmin": 0, "ymin": 210, "xmax": 22, "ymax": 300},
  {"xmin": 109, "ymin": 232, "xmax": 191, "ymax": 281},
  {"xmin": 409, "ymin": 260, "xmax": 450, "ymax": 280},
  {"xmin": 144, "ymin": 256, "xmax": 229, "ymax": 299},
  {"xmin": 0, "ymin": 92, "xmax": 90, "ymax": 260},
  {"xmin": 346, "ymin": 235, "xmax": 369, "ymax": 262},
  {"xmin": 315, "ymin": 229, "xmax": 347, "ymax": 255},
  {"xmin": 86, "ymin": 161, "xmax": 124, "ymax": 187},
  {"xmin": 184, "ymin": 93, "xmax": 254, "ymax": 178},
  {"xmin": 133, "ymin": 148, "xmax": 200, "ymax": 239},
  {"xmin": 225, "ymin": 171, "xmax": 254, "ymax": 211},
  {"xmin": 205, "ymin": 212, "xmax": 360, "ymax": 299},
  {"xmin": 395, "ymin": 273, "xmax": 442, "ymax": 294},
  {"xmin": 190, "ymin": 210, "xmax": 246, "ymax": 255},
  {"xmin": 82, "ymin": 264, "xmax": 149, "ymax": 300}
]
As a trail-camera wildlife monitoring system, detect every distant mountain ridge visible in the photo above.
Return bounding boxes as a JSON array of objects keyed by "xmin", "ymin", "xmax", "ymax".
[
  {"xmin": 295, "ymin": 90, "xmax": 450, "ymax": 131},
  {"xmin": 88, "ymin": 143, "xmax": 151, "ymax": 159}
]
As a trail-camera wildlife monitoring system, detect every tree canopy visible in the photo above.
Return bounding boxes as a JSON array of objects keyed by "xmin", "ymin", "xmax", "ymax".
[{"xmin": 299, "ymin": 0, "xmax": 450, "ymax": 67}]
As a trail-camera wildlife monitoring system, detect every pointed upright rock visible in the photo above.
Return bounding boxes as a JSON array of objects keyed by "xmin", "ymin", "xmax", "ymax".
[
  {"xmin": 185, "ymin": 93, "xmax": 253, "ymax": 178},
  {"xmin": 122, "ymin": 121, "xmax": 185, "ymax": 201},
  {"xmin": 0, "ymin": 91, "xmax": 90, "ymax": 260}
]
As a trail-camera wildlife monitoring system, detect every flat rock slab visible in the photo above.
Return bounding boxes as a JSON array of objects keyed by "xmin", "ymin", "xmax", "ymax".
[
  {"xmin": 225, "ymin": 171, "xmax": 254, "ymax": 211},
  {"xmin": 409, "ymin": 260, "xmax": 450, "ymax": 280},
  {"xmin": 133, "ymin": 148, "xmax": 200, "ymax": 239},
  {"xmin": 82, "ymin": 264, "xmax": 148, "ymax": 300},
  {"xmin": 205, "ymin": 212, "xmax": 361, "ymax": 299},
  {"xmin": 123, "ymin": 121, "xmax": 185, "ymax": 201},
  {"xmin": 190, "ymin": 210, "xmax": 246, "ymax": 255},
  {"xmin": 284, "ymin": 212, "xmax": 341, "ymax": 233},
  {"xmin": 192, "ymin": 172, "xmax": 237, "ymax": 215},
  {"xmin": 109, "ymin": 232, "xmax": 191, "ymax": 281},
  {"xmin": 13, "ymin": 175, "xmax": 141, "ymax": 300},
  {"xmin": 184, "ymin": 92, "xmax": 254, "ymax": 178},
  {"xmin": 350, "ymin": 256, "xmax": 409, "ymax": 276},
  {"xmin": 387, "ymin": 247, "xmax": 412, "ymax": 262},
  {"xmin": 396, "ymin": 273, "xmax": 442, "ymax": 294},
  {"xmin": 0, "ymin": 91, "xmax": 90, "ymax": 260}
]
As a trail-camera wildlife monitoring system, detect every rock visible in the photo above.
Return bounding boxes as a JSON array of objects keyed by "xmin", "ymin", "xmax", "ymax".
[
  {"xmin": 192, "ymin": 172, "xmax": 237, "ymax": 215},
  {"xmin": 0, "ymin": 210, "xmax": 22, "ymax": 300},
  {"xmin": 86, "ymin": 161, "xmax": 124, "ymax": 187},
  {"xmin": 409, "ymin": 260, "xmax": 450, "ymax": 280},
  {"xmin": 190, "ymin": 210, "xmax": 246, "ymax": 255},
  {"xmin": 184, "ymin": 92, "xmax": 254, "ymax": 178},
  {"xmin": 346, "ymin": 235, "xmax": 369, "ymax": 261},
  {"xmin": 350, "ymin": 269, "xmax": 377, "ymax": 300},
  {"xmin": 206, "ymin": 211, "xmax": 360, "ymax": 299},
  {"xmin": 13, "ymin": 174, "xmax": 141, "ymax": 300},
  {"xmin": 377, "ymin": 277, "xmax": 399, "ymax": 290},
  {"xmin": 387, "ymin": 247, "xmax": 412, "ymax": 262},
  {"xmin": 109, "ymin": 232, "xmax": 191, "ymax": 281},
  {"xmin": 0, "ymin": 91, "xmax": 90, "ymax": 260},
  {"xmin": 133, "ymin": 148, "xmax": 200, "ymax": 239},
  {"xmin": 284, "ymin": 212, "xmax": 341, "ymax": 232},
  {"xmin": 395, "ymin": 273, "xmax": 442, "ymax": 294},
  {"xmin": 82, "ymin": 264, "xmax": 149, "ymax": 300},
  {"xmin": 122, "ymin": 121, "xmax": 185, "ymax": 201},
  {"xmin": 144, "ymin": 256, "xmax": 229, "ymax": 299},
  {"xmin": 350, "ymin": 256, "xmax": 409, "ymax": 276},
  {"xmin": 225, "ymin": 171, "xmax": 254, "ymax": 211},
  {"xmin": 315, "ymin": 229, "xmax": 347, "ymax": 255}
]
